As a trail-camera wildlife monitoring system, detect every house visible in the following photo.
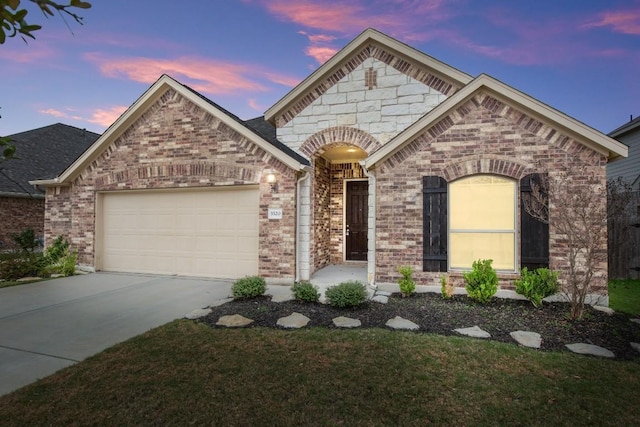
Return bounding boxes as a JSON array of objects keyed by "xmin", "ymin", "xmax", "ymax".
[
  {"xmin": 607, "ymin": 115, "xmax": 640, "ymax": 279},
  {"xmin": 31, "ymin": 29, "xmax": 627, "ymax": 294},
  {"xmin": 1, "ymin": 123, "xmax": 100, "ymax": 250},
  {"xmin": 608, "ymin": 115, "xmax": 640, "ymax": 190}
]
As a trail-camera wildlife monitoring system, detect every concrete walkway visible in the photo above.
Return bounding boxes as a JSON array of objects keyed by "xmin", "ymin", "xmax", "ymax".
[{"xmin": 0, "ymin": 273, "xmax": 232, "ymax": 396}]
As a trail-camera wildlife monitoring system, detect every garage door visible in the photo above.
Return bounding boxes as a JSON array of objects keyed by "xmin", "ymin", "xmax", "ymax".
[{"xmin": 100, "ymin": 187, "xmax": 259, "ymax": 278}]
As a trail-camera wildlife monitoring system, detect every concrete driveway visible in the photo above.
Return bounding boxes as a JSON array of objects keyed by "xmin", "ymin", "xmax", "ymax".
[{"xmin": 0, "ymin": 272, "xmax": 233, "ymax": 396}]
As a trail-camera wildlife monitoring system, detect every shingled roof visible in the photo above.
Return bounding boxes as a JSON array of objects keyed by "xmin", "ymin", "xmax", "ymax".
[{"xmin": 0, "ymin": 123, "xmax": 100, "ymax": 197}]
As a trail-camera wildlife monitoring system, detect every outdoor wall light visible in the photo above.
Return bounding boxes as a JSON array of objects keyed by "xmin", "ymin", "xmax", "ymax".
[{"xmin": 266, "ymin": 172, "xmax": 278, "ymax": 193}]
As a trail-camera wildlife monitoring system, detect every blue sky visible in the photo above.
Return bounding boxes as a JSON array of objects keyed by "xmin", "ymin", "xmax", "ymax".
[{"xmin": 1, "ymin": 0, "xmax": 639, "ymax": 136}]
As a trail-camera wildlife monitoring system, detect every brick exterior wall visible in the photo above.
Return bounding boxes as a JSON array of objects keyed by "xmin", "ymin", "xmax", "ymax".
[
  {"xmin": 0, "ymin": 196, "xmax": 44, "ymax": 250},
  {"xmin": 312, "ymin": 156, "xmax": 331, "ymax": 270},
  {"xmin": 44, "ymin": 88, "xmax": 297, "ymax": 278},
  {"xmin": 374, "ymin": 91, "xmax": 608, "ymax": 292}
]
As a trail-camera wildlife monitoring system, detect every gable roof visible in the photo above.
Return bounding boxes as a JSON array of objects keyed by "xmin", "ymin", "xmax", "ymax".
[
  {"xmin": 1, "ymin": 123, "xmax": 100, "ymax": 197},
  {"xmin": 32, "ymin": 75, "xmax": 309, "ymax": 187},
  {"xmin": 365, "ymin": 74, "xmax": 628, "ymax": 169},
  {"xmin": 609, "ymin": 115, "xmax": 640, "ymax": 138},
  {"xmin": 265, "ymin": 28, "xmax": 473, "ymax": 127}
]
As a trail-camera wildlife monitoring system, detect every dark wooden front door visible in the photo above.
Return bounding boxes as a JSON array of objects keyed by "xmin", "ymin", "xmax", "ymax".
[{"xmin": 346, "ymin": 181, "xmax": 368, "ymax": 261}]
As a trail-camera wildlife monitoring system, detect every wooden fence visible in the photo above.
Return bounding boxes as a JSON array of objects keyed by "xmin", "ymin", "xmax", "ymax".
[{"xmin": 609, "ymin": 191, "xmax": 640, "ymax": 279}]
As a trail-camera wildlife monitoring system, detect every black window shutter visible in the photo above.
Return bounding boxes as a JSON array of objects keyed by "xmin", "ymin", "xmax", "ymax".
[
  {"xmin": 423, "ymin": 176, "xmax": 447, "ymax": 272},
  {"xmin": 520, "ymin": 173, "xmax": 549, "ymax": 269}
]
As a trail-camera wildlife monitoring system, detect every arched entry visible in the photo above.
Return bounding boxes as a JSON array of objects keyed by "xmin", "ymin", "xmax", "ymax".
[{"xmin": 298, "ymin": 128, "xmax": 382, "ymax": 279}]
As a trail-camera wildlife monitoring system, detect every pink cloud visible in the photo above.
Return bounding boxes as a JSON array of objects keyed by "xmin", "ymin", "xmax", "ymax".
[
  {"xmin": 87, "ymin": 106, "xmax": 128, "ymax": 127},
  {"xmin": 305, "ymin": 46, "xmax": 338, "ymax": 64},
  {"xmin": 39, "ymin": 108, "xmax": 68, "ymax": 118},
  {"xmin": 583, "ymin": 8, "xmax": 640, "ymax": 35},
  {"xmin": 85, "ymin": 53, "xmax": 299, "ymax": 95},
  {"xmin": 247, "ymin": 98, "xmax": 264, "ymax": 112},
  {"xmin": 0, "ymin": 45, "xmax": 56, "ymax": 64}
]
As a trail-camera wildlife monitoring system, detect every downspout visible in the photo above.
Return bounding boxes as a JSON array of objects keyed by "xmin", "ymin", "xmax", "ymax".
[
  {"xmin": 295, "ymin": 167, "xmax": 311, "ymax": 282},
  {"xmin": 360, "ymin": 161, "xmax": 376, "ymax": 289}
]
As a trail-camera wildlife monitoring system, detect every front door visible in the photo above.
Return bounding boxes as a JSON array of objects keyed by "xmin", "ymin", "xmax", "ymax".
[{"xmin": 346, "ymin": 180, "xmax": 368, "ymax": 261}]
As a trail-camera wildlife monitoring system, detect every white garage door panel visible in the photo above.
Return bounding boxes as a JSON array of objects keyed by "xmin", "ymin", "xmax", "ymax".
[{"xmin": 101, "ymin": 188, "xmax": 259, "ymax": 278}]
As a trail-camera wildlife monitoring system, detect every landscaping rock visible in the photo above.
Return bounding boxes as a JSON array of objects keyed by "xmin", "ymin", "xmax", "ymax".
[
  {"xmin": 385, "ymin": 316, "xmax": 419, "ymax": 330},
  {"xmin": 277, "ymin": 312, "xmax": 310, "ymax": 329},
  {"xmin": 270, "ymin": 293, "xmax": 295, "ymax": 303},
  {"xmin": 454, "ymin": 326, "xmax": 491, "ymax": 338},
  {"xmin": 184, "ymin": 308, "xmax": 212, "ymax": 320},
  {"xmin": 565, "ymin": 343, "xmax": 615, "ymax": 358},
  {"xmin": 375, "ymin": 291, "xmax": 392, "ymax": 297},
  {"xmin": 216, "ymin": 314, "xmax": 254, "ymax": 328},
  {"xmin": 332, "ymin": 316, "xmax": 361, "ymax": 328},
  {"xmin": 16, "ymin": 277, "xmax": 40, "ymax": 282},
  {"xmin": 593, "ymin": 306, "xmax": 615, "ymax": 315},
  {"xmin": 630, "ymin": 318, "xmax": 640, "ymax": 325},
  {"xmin": 510, "ymin": 330, "xmax": 542, "ymax": 349},
  {"xmin": 631, "ymin": 342, "xmax": 640, "ymax": 353},
  {"xmin": 371, "ymin": 295, "xmax": 389, "ymax": 304}
]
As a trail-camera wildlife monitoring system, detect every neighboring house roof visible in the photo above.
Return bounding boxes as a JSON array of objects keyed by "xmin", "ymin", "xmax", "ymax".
[
  {"xmin": 32, "ymin": 75, "xmax": 310, "ymax": 187},
  {"xmin": 365, "ymin": 74, "xmax": 629, "ymax": 169},
  {"xmin": 265, "ymin": 28, "xmax": 473, "ymax": 127},
  {"xmin": 609, "ymin": 115, "xmax": 640, "ymax": 138},
  {"xmin": 1, "ymin": 123, "xmax": 100, "ymax": 197}
]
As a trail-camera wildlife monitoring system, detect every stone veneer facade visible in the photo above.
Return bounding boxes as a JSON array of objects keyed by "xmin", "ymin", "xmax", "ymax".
[
  {"xmin": 0, "ymin": 196, "xmax": 44, "ymax": 250},
  {"xmin": 278, "ymin": 57, "xmax": 448, "ymax": 149},
  {"xmin": 44, "ymin": 89, "xmax": 298, "ymax": 279},
  {"xmin": 374, "ymin": 91, "xmax": 608, "ymax": 292}
]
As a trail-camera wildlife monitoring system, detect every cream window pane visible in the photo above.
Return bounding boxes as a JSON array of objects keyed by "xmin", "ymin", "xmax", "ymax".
[
  {"xmin": 450, "ymin": 175, "xmax": 515, "ymax": 230},
  {"xmin": 450, "ymin": 232, "xmax": 515, "ymax": 270}
]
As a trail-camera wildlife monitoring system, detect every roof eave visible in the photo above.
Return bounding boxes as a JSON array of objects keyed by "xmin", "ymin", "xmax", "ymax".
[
  {"xmin": 365, "ymin": 74, "xmax": 628, "ymax": 169},
  {"xmin": 40, "ymin": 75, "xmax": 307, "ymax": 187},
  {"xmin": 265, "ymin": 28, "xmax": 473, "ymax": 125}
]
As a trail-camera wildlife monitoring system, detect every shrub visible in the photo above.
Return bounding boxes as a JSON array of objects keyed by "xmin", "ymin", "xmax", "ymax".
[
  {"xmin": 397, "ymin": 265, "xmax": 415, "ymax": 297},
  {"xmin": 440, "ymin": 274, "xmax": 454, "ymax": 299},
  {"xmin": 12, "ymin": 228, "xmax": 41, "ymax": 253},
  {"xmin": 0, "ymin": 253, "xmax": 45, "ymax": 280},
  {"xmin": 463, "ymin": 259, "xmax": 498, "ymax": 303},
  {"xmin": 325, "ymin": 280, "xmax": 367, "ymax": 308},
  {"xmin": 45, "ymin": 251, "xmax": 78, "ymax": 277},
  {"xmin": 292, "ymin": 281, "xmax": 320, "ymax": 302},
  {"xmin": 232, "ymin": 276, "xmax": 266, "ymax": 299},
  {"xmin": 44, "ymin": 235, "xmax": 70, "ymax": 264},
  {"xmin": 515, "ymin": 267, "xmax": 559, "ymax": 307}
]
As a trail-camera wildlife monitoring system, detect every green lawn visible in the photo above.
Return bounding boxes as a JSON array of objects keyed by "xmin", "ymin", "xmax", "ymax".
[
  {"xmin": 609, "ymin": 279, "xmax": 640, "ymax": 315},
  {"xmin": 1, "ymin": 321, "xmax": 639, "ymax": 426}
]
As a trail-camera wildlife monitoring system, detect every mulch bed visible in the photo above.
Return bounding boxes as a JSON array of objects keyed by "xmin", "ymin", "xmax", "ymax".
[{"xmin": 201, "ymin": 293, "xmax": 640, "ymax": 360}]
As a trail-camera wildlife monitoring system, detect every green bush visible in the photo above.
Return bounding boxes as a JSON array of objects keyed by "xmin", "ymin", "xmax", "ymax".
[
  {"xmin": 463, "ymin": 259, "xmax": 498, "ymax": 303},
  {"xmin": 45, "ymin": 251, "xmax": 78, "ymax": 277},
  {"xmin": 12, "ymin": 228, "xmax": 40, "ymax": 253},
  {"xmin": 44, "ymin": 235, "xmax": 70, "ymax": 263},
  {"xmin": 292, "ymin": 281, "xmax": 320, "ymax": 302},
  {"xmin": 515, "ymin": 267, "xmax": 559, "ymax": 307},
  {"xmin": 0, "ymin": 253, "xmax": 45, "ymax": 280},
  {"xmin": 232, "ymin": 276, "xmax": 266, "ymax": 299},
  {"xmin": 397, "ymin": 265, "xmax": 415, "ymax": 297},
  {"xmin": 325, "ymin": 280, "xmax": 368, "ymax": 308}
]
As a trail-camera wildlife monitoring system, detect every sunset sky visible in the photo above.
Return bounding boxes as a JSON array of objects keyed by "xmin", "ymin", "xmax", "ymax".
[{"xmin": 1, "ymin": 0, "xmax": 639, "ymax": 136}]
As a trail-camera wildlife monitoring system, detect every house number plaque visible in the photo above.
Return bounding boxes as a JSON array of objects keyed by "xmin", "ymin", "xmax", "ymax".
[{"xmin": 268, "ymin": 209, "xmax": 283, "ymax": 220}]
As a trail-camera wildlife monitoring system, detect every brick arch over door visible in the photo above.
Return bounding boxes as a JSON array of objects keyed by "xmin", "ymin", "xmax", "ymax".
[
  {"xmin": 300, "ymin": 126, "xmax": 382, "ymax": 157},
  {"xmin": 443, "ymin": 155, "xmax": 532, "ymax": 182}
]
